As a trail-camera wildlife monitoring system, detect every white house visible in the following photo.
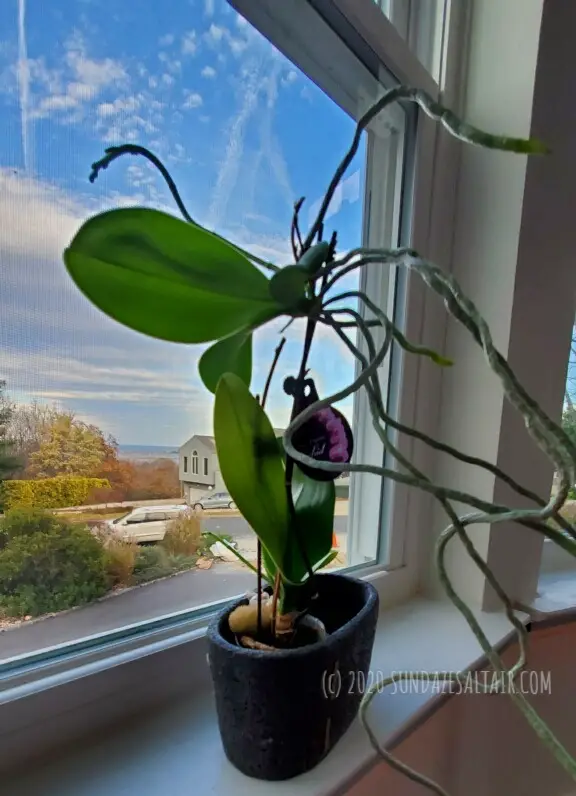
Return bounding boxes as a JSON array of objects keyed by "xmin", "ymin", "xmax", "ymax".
[
  {"xmin": 179, "ymin": 429, "xmax": 349, "ymax": 504},
  {"xmin": 178, "ymin": 434, "xmax": 225, "ymax": 504}
]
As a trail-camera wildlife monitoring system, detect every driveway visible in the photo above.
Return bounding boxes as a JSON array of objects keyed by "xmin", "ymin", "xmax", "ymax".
[
  {"xmin": 0, "ymin": 516, "xmax": 348, "ymax": 661},
  {"xmin": 0, "ymin": 563, "xmax": 255, "ymax": 661}
]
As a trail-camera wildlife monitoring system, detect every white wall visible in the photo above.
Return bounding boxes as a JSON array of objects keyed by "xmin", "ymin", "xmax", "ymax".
[
  {"xmin": 423, "ymin": 0, "xmax": 576, "ymax": 610},
  {"xmin": 178, "ymin": 438, "xmax": 215, "ymax": 487}
]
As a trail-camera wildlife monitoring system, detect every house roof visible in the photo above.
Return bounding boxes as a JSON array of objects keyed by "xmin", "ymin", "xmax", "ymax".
[
  {"xmin": 194, "ymin": 435, "xmax": 216, "ymax": 451},
  {"xmin": 180, "ymin": 428, "xmax": 286, "ymax": 452}
]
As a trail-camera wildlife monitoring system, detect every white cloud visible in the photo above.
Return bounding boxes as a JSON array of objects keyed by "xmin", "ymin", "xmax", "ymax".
[
  {"xmin": 64, "ymin": 39, "xmax": 126, "ymax": 91},
  {"xmin": 26, "ymin": 33, "xmax": 127, "ymax": 126},
  {"xmin": 205, "ymin": 24, "xmax": 227, "ymax": 44},
  {"xmin": 158, "ymin": 52, "xmax": 182, "ymax": 73},
  {"xmin": 0, "ymin": 168, "xmax": 84, "ymax": 262},
  {"xmin": 282, "ymin": 69, "xmax": 298, "ymax": 86},
  {"xmin": 228, "ymin": 37, "xmax": 248, "ymax": 57},
  {"xmin": 201, "ymin": 65, "xmax": 217, "ymax": 79},
  {"xmin": 36, "ymin": 94, "xmax": 78, "ymax": 113},
  {"xmin": 181, "ymin": 30, "xmax": 198, "ymax": 55},
  {"xmin": 183, "ymin": 90, "xmax": 203, "ymax": 109},
  {"xmin": 204, "ymin": 0, "xmax": 215, "ymax": 16},
  {"xmin": 159, "ymin": 34, "xmax": 174, "ymax": 46},
  {"xmin": 162, "ymin": 73, "xmax": 175, "ymax": 86},
  {"xmin": 97, "ymin": 95, "xmax": 140, "ymax": 117}
]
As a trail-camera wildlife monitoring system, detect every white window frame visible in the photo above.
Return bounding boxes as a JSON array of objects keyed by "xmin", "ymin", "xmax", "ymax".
[{"xmin": 191, "ymin": 450, "xmax": 198, "ymax": 475}]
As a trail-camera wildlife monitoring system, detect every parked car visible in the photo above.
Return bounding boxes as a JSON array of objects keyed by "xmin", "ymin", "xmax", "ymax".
[
  {"xmin": 192, "ymin": 492, "xmax": 236, "ymax": 510},
  {"xmin": 106, "ymin": 504, "xmax": 189, "ymax": 543}
]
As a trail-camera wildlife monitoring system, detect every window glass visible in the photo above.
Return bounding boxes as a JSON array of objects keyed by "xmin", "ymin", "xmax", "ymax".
[
  {"xmin": 540, "ymin": 315, "xmax": 576, "ymax": 578},
  {"xmin": 144, "ymin": 512, "xmax": 166, "ymax": 522},
  {"xmin": 0, "ymin": 0, "xmax": 405, "ymax": 663}
]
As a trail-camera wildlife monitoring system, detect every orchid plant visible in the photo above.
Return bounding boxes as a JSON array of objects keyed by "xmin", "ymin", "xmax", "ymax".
[{"xmin": 62, "ymin": 85, "xmax": 576, "ymax": 795}]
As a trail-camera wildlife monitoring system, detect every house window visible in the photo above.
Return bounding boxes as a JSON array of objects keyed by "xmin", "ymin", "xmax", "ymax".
[{"xmin": 0, "ymin": 0, "xmax": 463, "ymax": 676}]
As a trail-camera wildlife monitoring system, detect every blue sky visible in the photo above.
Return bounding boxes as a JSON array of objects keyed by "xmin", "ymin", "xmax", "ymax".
[{"xmin": 0, "ymin": 0, "xmax": 365, "ymax": 446}]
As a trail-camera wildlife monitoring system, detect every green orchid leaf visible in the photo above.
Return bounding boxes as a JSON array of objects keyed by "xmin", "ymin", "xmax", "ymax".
[
  {"xmin": 313, "ymin": 548, "xmax": 339, "ymax": 572},
  {"xmin": 199, "ymin": 332, "xmax": 252, "ymax": 394},
  {"xmin": 214, "ymin": 373, "xmax": 290, "ymax": 577},
  {"xmin": 262, "ymin": 546, "xmax": 278, "ymax": 585},
  {"xmin": 64, "ymin": 207, "xmax": 282, "ymax": 343},
  {"xmin": 269, "ymin": 265, "xmax": 310, "ymax": 311},
  {"xmin": 283, "ymin": 465, "xmax": 336, "ymax": 584}
]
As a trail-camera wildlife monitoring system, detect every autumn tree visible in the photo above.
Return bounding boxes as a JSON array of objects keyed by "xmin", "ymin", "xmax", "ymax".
[
  {"xmin": 27, "ymin": 415, "xmax": 109, "ymax": 478},
  {"xmin": 126, "ymin": 459, "xmax": 180, "ymax": 501},
  {"xmin": 5, "ymin": 400, "xmax": 66, "ymax": 474},
  {"xmin": 0, "ymin": 381, "xmax": 20, "ymax": 481}
]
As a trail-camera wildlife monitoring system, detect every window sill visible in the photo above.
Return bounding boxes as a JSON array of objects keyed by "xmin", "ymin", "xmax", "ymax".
[
  {"xmin": 2, "ymin": 594, "xmax": 527, "ymax": 796},
  {"xmin": 532, "ymin": 569, "xmax": 576, "ymax": 618}
]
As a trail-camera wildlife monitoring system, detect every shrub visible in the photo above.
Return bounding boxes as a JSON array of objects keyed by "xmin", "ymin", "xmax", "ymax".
[
  {"xmin": 0, "ymin": 510, "xmax": 108, "ymax": 617},
  {"xmin": 2, "ymin": 476, "xmax": 110, "ymax": 510},
  {"xmin": 93, "ymin": 526, "xmax": 138, "ymax": 588},
  {"xmin": 0, "ymin": 507, "xmax": 61, "ymax": 541},
  {"xmin": 132, "ymin": 546, "xmax": 198, "ymax": 584},
  {"xmin": 132, "ymin": 546, "xmax": 173, "ymax": 584},
  {"xmin": 161, "ymin": 510, "xmax": 202, "ymax": 556}
]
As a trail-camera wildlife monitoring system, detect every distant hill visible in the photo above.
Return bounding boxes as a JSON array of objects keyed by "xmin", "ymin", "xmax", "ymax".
[{"xmin": 118, "ymin": 444, "xmax": 179, "ymax": 462}]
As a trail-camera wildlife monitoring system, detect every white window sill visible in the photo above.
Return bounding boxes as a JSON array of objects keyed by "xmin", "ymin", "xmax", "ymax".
[
  {"xmin": 3, "ymin": 595, "xmax": 528, "ymax": 796},
  {"xmin": 533, "ymin": 569, "xmax": 576, "ymax": 617}
]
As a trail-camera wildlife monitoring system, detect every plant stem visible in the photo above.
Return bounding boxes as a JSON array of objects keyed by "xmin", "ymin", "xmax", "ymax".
[
  {"xmin": 88, "ymin": 144, "xmax": 279, "ymax": 272},
  {"xmin": 256, "ymin": 336, "xmax": 288, "ymax": 638},
  {"xmin": 284, "ymin": 317, "xmax": 317, "ymax": 585},
  {"xmin": 257, "ymin": 541, "xmax": 262, "ymax": 635},
  {"xmin": 262, "ymin": 338, "xmax": 286, "ymax": 408}
]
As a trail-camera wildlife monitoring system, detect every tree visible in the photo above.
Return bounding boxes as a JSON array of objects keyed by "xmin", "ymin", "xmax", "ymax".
[
  {"xmin": 565, "ymin": 319, "xmax": 576, "ymax": 409},
  {"xmin": 27, "ymin": 415, "xmax": 109, "ymax": 478},
  {"xmin": 0, "ymin": 381, "xmax": 20, "ymax": 481},
  {"xmin": 562, "ymin": 404, "xmax": 576, "ymax": 449},
  {"xmin": 5, "ymin": 400, "xmax": 66, "ymax": 475},
  {"xmin": 125, "ymin": 459, "xmax": 180, "ymax": 501}
]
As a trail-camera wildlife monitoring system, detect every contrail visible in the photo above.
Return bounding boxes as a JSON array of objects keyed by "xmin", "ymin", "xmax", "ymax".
[
  {"xmin": 17, "ymin": 0, "xmax": 30, "ymax": 172},
  {"xmin": 207, "ymin": 54, "xmax": 264, "ymax": 229}
]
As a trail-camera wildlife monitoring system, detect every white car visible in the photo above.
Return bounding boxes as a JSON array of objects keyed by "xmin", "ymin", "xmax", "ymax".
[
  {"xmin": 192, "ymin": 491, "xmax": 236, "ymax": 510},
  {"xmin": 107, "ymin": 504, "xmax": 189, "ymax": 543}
]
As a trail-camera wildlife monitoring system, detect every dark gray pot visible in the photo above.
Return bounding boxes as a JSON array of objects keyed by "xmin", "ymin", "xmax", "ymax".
[{"xmin": 206, "ymin": 573, "xmax": 379, "ymax": 781}]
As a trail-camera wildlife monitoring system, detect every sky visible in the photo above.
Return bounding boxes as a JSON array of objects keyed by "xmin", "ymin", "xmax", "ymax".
[{"xmin": 0, "ymin": 0, "xmax": 367, "ymax": 446}]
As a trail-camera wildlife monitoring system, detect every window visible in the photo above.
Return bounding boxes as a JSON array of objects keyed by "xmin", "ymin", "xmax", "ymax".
[
  {"xmin": 539, "ymin": 313, "xmax": 576, "ymax": 579},
  {"xmin": 0, "ymin": 0, "xmax": 454, "ymax": 669},
  {"xmin": 144, "ymin": 512, "xmax": 166, "ymax": 522}
]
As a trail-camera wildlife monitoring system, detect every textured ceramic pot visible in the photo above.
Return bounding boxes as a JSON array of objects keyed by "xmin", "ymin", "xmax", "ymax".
[{"xmin": 206, "ymin": 573, "xmax": 379, "ymax": 780}]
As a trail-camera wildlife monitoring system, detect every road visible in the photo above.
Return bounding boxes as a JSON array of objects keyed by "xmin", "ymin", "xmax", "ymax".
[
  {"xmin": 203, "ymin": 516, "xmax": 347, "ymax": 538},
  {"xmin": 0, "ymin": 515, "xmax": 348, "ymax": 661}
]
